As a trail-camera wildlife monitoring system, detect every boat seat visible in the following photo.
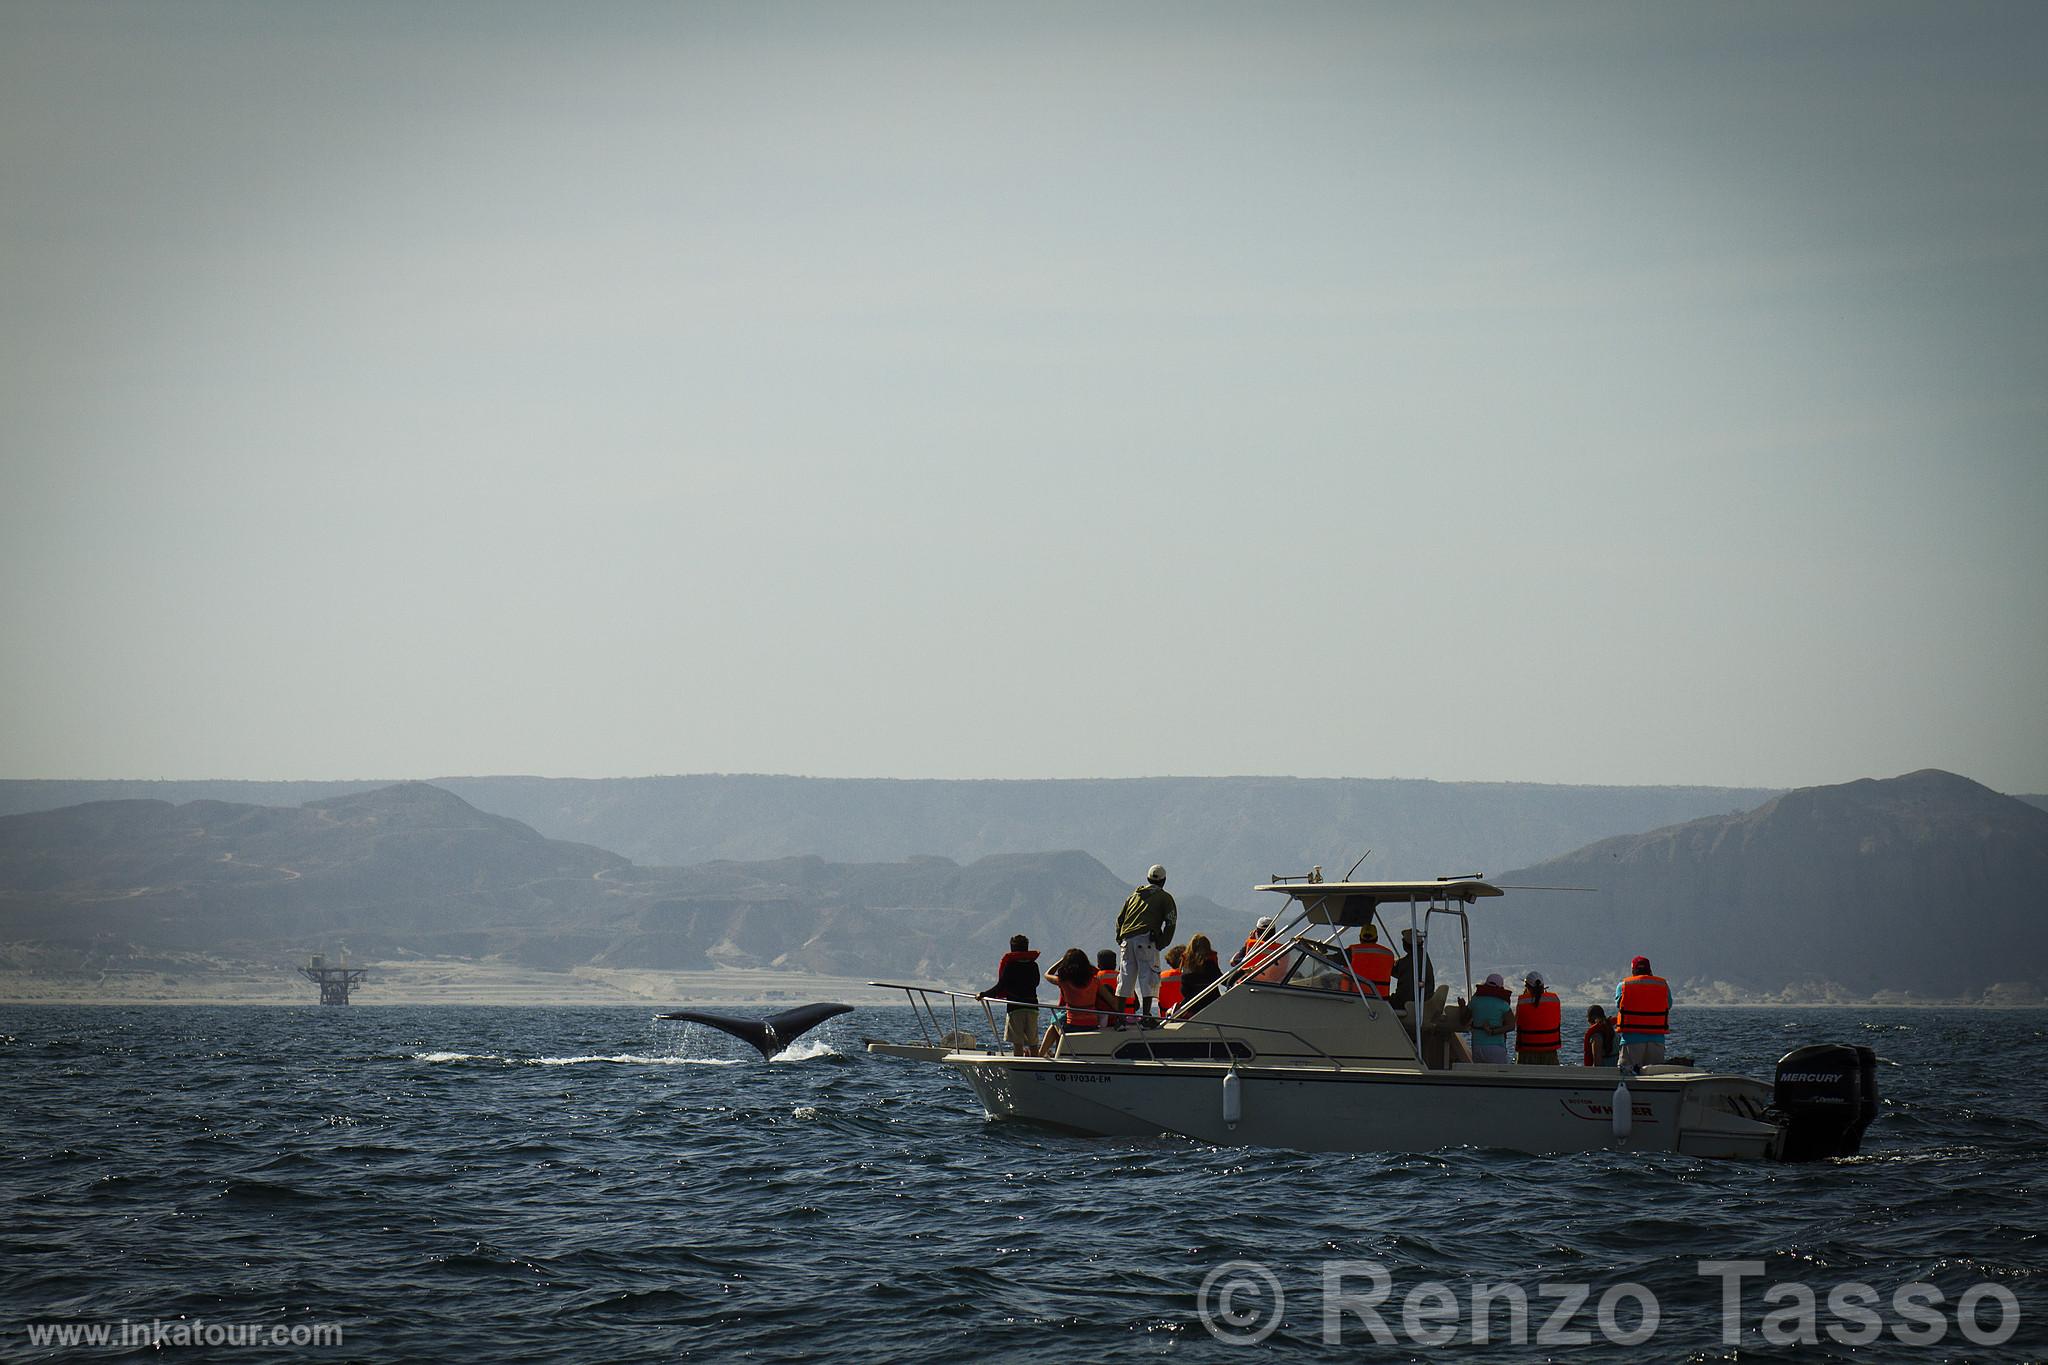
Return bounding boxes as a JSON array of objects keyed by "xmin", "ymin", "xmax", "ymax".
[
  {"xmin": 1395, "ymin": 985, "xmax": 1451, "ymax": 1028},
  {"xmin": 1403, "ymin": 987, "xmax": 1462, "ymax": 1068}
]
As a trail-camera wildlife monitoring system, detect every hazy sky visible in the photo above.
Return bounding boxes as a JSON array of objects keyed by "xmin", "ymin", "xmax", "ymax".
[{"xmin": 2, "ymin": 2, "xmax": 2043, "ymax": 790}]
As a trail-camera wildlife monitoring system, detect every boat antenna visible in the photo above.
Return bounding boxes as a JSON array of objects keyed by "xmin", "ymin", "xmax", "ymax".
[
  {"xmin": 1492, "ymin": 884, "xmax": 1600, "ymax": 892},
  {"xmin": 1343, "ymin": 848, "xmax": 1372, "ymax": 881}
]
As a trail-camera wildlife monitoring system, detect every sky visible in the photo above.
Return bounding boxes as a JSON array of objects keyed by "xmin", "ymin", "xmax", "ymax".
[{"xmin": 1, "ymin": 1, "xmax": 2043, "ymax": 791}]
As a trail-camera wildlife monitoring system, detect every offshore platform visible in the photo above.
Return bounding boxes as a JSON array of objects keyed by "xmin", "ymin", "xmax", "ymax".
[{"xmin": 298, "ymin": 953, "xmax": 367, "ymax": 1006}]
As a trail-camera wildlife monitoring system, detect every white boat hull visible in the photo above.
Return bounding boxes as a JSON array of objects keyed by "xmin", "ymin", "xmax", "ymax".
[{"xmin": 949, "ymin": 1056, "xmax": 1781, "ymax": 1160}]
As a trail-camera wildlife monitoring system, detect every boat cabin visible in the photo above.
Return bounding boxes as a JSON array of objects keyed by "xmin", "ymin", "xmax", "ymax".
[{"xmin": 1049, "ymin": 876, "xmax": 1501, "ymax": 1070}]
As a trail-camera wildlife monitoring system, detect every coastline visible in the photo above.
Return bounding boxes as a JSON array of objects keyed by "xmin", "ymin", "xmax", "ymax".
[
  {"xmin": 0, "ymin": 959, "xmax": 912, "ymax": 1008},
  {"xmin": 0, "ymin": 957, "xmax": 2037, "ymax": 1009}
]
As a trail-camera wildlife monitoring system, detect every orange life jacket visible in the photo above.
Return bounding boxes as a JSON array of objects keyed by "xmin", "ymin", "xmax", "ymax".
[
  {"xmin": 1250, "ymin": 941, "xmax": 1294, "ymax": 983},
  {"xmin": 1345, "ymin": 942, "xmax": 1395, "ymax": 995},
  {"xmin": 1515, "ymin": 990, "xmax": 1562, "ymax": 1051},
  {"xmin": 1094, "ymin": 967, "xmax": 1134, "ymax": 1013},
  {"xmin": 1158, "ymin": 968, "xmax": 1183, "ymax": 1013},
  {"xmin": 1241, "ymin": 933, "xmax": 1284, "ymax": 975},
  {"xmin": 1617, "ymin": 974, "xmax": 1671, "ymax": 1035},
  {"xmin": 1058, "ymin": 977, "xmax": 1101, "ymax": 1029},
  {"xmin": 1097, "ymin": 970, "xmax": 1130, "ymax": 1015}
]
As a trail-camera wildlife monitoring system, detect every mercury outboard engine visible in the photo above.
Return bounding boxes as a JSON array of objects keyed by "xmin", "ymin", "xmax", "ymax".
[{"xmin": 1773, "ymin": 1043, "xmax": 1880, "ymax": 1161}]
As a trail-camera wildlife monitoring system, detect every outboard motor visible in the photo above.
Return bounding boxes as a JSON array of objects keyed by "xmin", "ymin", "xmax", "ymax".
[
  {"xmin": 1854, "ymin": 1044, "xmax": 1879, "ymax": 1147},
  {"xmin": 1773, "ymin": 1044, "xmax": 1880, "ymax": 1161}
]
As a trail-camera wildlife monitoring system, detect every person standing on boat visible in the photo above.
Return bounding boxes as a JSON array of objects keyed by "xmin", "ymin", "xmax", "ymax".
[
  {"xmin": 1115, "ymin": 864, "xmax": 1177, "ymax": 1025},
  {"xmin": 1390, "ymin": 928, "xmax": 1437, "ymax": 1013},
  {"xmin": 1468, "ymin": 972, "xmax": 1514, "ymax": 1063},
  {"xmin": 977, "ymin": 934, "xmax": 1041, "ymax": 1057},
  {"xmin": 1514, "ymin": 972, "xmax": 1562, "ymax": 1064},
  {"xmin": 1614, "ymin": 955, "xmax": 1672, "ymax": 1072}
]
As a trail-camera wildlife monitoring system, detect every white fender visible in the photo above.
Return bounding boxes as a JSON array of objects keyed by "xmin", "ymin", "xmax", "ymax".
[
  {"xmin": 1612, "ymin": 1078, "xmax": 1632, "ymax": 1141},
  {"xmin": 1222, "ymin": 1069, "xmax": 1242, "ymax": 1129}
]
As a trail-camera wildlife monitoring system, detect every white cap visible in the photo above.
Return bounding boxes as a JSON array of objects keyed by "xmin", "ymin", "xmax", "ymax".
[
  {"xmin": 1255, "ymin": 915, "xmax": 1274, "ymax": 930},
  {"xmin": 1147, "ymin": 864, "xmax": 1166, "ymax": 883}
]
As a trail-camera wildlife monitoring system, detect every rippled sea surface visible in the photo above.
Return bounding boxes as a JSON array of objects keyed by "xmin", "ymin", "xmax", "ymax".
[{"xmin": 3, "ymin": 1005, "xmax": 2042, "ymax": 1361}]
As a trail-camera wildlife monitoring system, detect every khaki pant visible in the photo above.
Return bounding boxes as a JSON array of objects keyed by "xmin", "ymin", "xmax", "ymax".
[
  {"xmin": 1004, "ymin": 1008, "xmax": 1040, "ymax": 1053},
  {"xmin": 1517, "ymin": 1050, "xmax": 1560, "ymax": 1065},
  {"xmin": 1620, "ymin": 1040, "xmax": 1666, "ymax": 1071}
]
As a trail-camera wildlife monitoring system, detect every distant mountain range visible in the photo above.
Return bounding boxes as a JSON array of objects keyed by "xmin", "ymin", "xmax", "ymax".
[
  {"xmin": 1472, "ymin": 770, "xmax": 2048, "ymax": 1000},
  {"xmin": 3, "ymin": 770, "xmax": 2042, "ymax": 1001},
  {"xmin": 0, "ymin": 775, "xmax": 1792, "ymax": 912},
  {"xmin": 0, "ymin": 784, "xmax": 1234, "ymax": 982}
]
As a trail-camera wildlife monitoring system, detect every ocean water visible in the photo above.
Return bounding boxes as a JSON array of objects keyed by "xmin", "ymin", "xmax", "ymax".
[{"xmin": 2, "ymin": 1004, "xmax": 2042, "ymax": 1361}]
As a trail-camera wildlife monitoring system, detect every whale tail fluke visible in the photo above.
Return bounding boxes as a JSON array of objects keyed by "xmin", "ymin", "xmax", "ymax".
[{"xmin": 655, "ymin": 1002, "xmax": 854, "ymax": 1059}]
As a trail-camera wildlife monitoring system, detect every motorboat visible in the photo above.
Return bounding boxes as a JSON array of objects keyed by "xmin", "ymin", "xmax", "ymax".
[{"xmin": 870, "ymin": 875, "xmax": 1878, "ymax": 1161}]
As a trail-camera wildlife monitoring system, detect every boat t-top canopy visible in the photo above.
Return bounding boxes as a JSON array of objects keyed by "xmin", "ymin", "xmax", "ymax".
[{"xmin": 1255, "ymin": 878, "xmax": 1502, "ymax": 926}]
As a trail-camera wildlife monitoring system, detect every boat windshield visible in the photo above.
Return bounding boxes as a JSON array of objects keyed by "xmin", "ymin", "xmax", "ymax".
[{"xmin": 1252, "ymin": 940, "xmax": 1357, "ymax": 994}]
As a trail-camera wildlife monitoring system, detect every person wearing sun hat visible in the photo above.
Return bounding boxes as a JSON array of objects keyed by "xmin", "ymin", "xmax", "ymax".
[{"xmin": 1468, "ymin": 972, "xmax": 1515, "ymax": 1063}]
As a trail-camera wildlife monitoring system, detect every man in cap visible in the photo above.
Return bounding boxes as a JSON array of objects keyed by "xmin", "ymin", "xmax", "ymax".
[
  {"xmin": 1346, "ymin": 924, "xmax": 1396, "ymax": 997},
  {"xmin": 1389, "ymin": 927, "xmax": 1437, "ymax": 1014},
  {"xmin": 1231, "ymin": 915, "xmax": 1276, "ymax": 968},
  {"xmin": 1115, "ymin": 864, "xmax": 1177, "ymax": 1025},
  {"xmin": 1614, "ymin": 955, "xmax": 1672, "ymax": 1072}
]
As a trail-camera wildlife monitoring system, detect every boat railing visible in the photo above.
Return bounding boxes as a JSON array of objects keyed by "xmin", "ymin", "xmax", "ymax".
[
  {"xmin": 870, "ymin": 980, "xmax": 1383, "ymax": 1070},
  {"xmin": 870, "ymin": 980, "xmax": 1180, "ymax": 1045},
  {"xmin": 869, "ymin": 982, "xmax": 1006, "ymax": 1049},
  {"xmin": 1178, "ymin": 924, "xmax": 1387, "ymax": 1025}
]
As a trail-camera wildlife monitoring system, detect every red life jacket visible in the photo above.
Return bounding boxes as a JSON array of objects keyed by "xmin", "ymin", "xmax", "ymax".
[
  {"xmin": 1158, "ymin": 968, "xmax": 1183, "ymax": 1013},
  {"xmin": 1057, "ymin": 977, "xmax": 1100, "ymax": 1029},
  {"xmin": 1515, "ymin": 990, "xmax": 1562, "ymax": 1051},
  {"xmin": 991, "ymin": 949, "xmax": 1039, "ymax": 1002},
  {"xmin": 1617, "ymin": 974, "xmax": 1671, "ymax": 1034},
  {"xmin": 1345, "ymin": 942, "xmax": 1395, "ymax": 995},
  {"xmin": 1583, "ymin": 1019, "xmax": 1615, "ymax": 1066}
]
